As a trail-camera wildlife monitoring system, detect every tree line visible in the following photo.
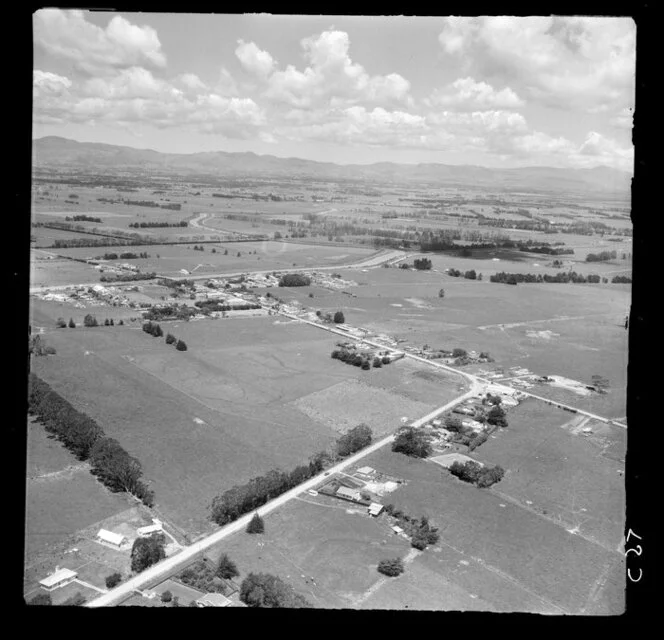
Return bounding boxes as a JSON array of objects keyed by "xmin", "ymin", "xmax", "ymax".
[
  {"xmin": 278, "ymin": 273, "xmax": 311, "ymax": 287},
  {"xmin": 28, "ymin": 373, "xmax": 154, "ymax": 506},
  {"xmin": 100, "ymin": 271, "xmax": 157, "ymax": 283},
  {"xmin": 449, "ymin": 460, "xmax": 505, "ymax": 488},
  {"xmin": 96, "ymin": 252, "xmax": 150, "ymax": 260},
  {"xmin": 489, "ymin": 271, "xmax": 604, "ymax": 285},
  {"xmin": 331, "ymin": 348, "xmax": 391, "ymax": 370},
  {"xmin": 129, "ymin": 221, "xmax": 188, "ymax": 228},
  {"xmin": 65, "ymin": 214, "xmax": 102, "ymax": 223},
  {"xmin": 586, "ymin": 250, "xmax": 618, "ymax": 262},
  {"xmin": 143, "ymin": 321, "xmax": 188, "ymax": 351}
]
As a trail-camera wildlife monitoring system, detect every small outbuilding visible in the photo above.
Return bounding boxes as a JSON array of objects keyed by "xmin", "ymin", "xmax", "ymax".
[
  {"xmin": 137, "ymin": 519, "xmax": 163, "ymax": 538},
  {"xmin": 97, "ymin": 529, "xmax": 126, "ymax": 548},
  {"xmin": 39, "ymin": 567, "xmax": 77, "ymax": 591},
  {"xmin": 196, "ymin": 593, "xmax": 231, "ymax": 607},
  {"xmin": 356, "ymin": 466, "xmax": 375, "ymax": 476},
  {"xmin": 368, "ymin": 503, "xmax": 384, "ymax": 517}
]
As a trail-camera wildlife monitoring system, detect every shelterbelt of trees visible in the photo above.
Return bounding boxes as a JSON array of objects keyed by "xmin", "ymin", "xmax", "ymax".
[{"xmin": 28, "ymin": 373, "xmax": 154, "ymax": 506}]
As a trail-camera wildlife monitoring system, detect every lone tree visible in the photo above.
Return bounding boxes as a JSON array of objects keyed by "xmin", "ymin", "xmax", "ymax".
[
  {"xmin": 68, "ymin": 318, "xmax": 76, "ymax": 328},
  {"xmin": 161, "ymin": 590, "xmax": 173, "ymax": 603},
  {"xmin": 165, "ymin": 333, "xmax": 176, "ymax": 345},
  {"xmin": 216, "ymin": 553, "xmax": 240, "ymax": 580},
  {"xmin": 83, "ymin": 314, "xmax": 98, "ymax": 327},
  {"xmin": 333, "ymin": 311, "xmax": 345, "ymax": 323},
  {"xmin": 246, "ymin": 512, "xmax": 265, "ymax": 534},
  {"xmin": 377, "ymin": 558, "xmax": 405, "ymax": 577},
  {"xmin": 131, "ymin": 534, "xmax": 166, "ymax": 573},
  {"xmin": 105, "ymin": 572, "xmax": 122, "ymax": 588},
  {"xmin": 56, "ymin": 317, "xmax": 67, "ymax": 328},
  {"xmin": 240, "ymin": 573, "xmax": 312, "ymax": 608},
  {"xmin": 175, "ymin": 339, "xmax": 188, "ymax": 351},
  {"xmin": 438, "ymin": 289, "xmax": 445, "ymax": 298}
]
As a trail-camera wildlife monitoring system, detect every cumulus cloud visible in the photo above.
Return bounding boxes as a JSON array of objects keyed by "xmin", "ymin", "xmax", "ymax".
[
  {"xmin": 264, "ymin": 29, "xmax": 411, "ymax": 109},
  {"xmin": 235, "ymin": 40, "xmax": 276, "ymax": 78},
  {"xmin": 33, "ymin": 64, "xmax": 264, "ymax": 138},
  {"xmin": 34, "ymin": 9, "xmax": 166, "ymax": 75},
  {"xmin": 428, "ymin": 77, "xmax": 524, "ymax": 110},
  {"xmin": 438, "ymin": 16, "xmax": 635, "ymax": 112}
]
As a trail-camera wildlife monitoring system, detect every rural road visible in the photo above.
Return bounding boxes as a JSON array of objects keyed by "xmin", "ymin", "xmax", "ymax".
[
  {"xmin": 85, "ymin": 385, "xmax": 481, "ymax": 608},
  {"xmin": 273, "ymin": 310, "xmax": 627, "ymax": 430}
]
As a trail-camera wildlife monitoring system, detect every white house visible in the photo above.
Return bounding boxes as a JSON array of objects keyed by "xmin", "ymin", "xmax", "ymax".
[
  {"xmin": 39, "ymin": 567, "xmax": 77, "ymax": 591},
  {"xmin": 337, "ymin": 486, "xmax": 362, "ymax": 502},
  {"xmin": 97, "ymin": 529, "xmax": 126, "ymax": 548}
]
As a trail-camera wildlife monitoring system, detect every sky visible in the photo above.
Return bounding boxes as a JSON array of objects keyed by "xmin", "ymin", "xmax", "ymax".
[{"xmin": 32, "ymin": 11, "xmax": 635, "ymax": 171}]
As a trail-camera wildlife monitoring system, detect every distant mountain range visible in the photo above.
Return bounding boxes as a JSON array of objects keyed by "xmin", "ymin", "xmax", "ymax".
[{"xmin": 32, "ymin": 136, "xmax": 631, "ymax": 196}]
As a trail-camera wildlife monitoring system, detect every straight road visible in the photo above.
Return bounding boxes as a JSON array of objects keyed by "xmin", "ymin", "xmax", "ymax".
[{"xmin": 85, "ymin": 386, "xmax": 480, "ymax": 608}]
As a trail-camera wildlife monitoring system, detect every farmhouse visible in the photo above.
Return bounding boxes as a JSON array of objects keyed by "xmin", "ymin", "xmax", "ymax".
[
  {"xmin": 97, "ymin": 529, "xmax": 126, "ymax": 548},
  {"xmin": 39, "ymin": 567, "xmax": 77, "ymax": 591},
  {"xmin": 368, "ymin": 503, "xmax": 384, "ymax": 517},
  {"xmin": 337, "ymin": 486, "xmax": 363, "ymax": 502},
  {"xmin": 196, "ymin": 593, "xmax": 231, "ymax": 607}
]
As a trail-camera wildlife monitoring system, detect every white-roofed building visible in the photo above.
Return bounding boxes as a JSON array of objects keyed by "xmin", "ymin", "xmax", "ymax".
[
  {"xmin": 337, "ymin": 486, "xmax": 362, "ymax": 502},
  {"xmin": 368, "ymin": 503, "xmax": 384, "ymax": 517},
  {"xmin": 356, "ymin": 466, "xmax": 375, "ymax": 476},
  {"xmin": 196, "ymin": 593, "xmax": 231, "ymax": 607},
  {"xmin": 39, "ymin": 567, "xmax": 77, "ymax": 591},
  {"xmin": 96, "ymin": 529, "xmax": 126, "ymax": 548},
  {"xmin": 137, "ymin": 519, "xmax": 163, "ymax": 538}
]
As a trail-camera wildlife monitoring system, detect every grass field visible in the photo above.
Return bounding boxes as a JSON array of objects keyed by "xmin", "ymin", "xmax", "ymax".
[
  {"xmin": 350, "ymin": 446, "xmax": 624, "ymax": 614},
  {"xmin": 25, "ymin": 418, "xmax": 131, "ymax": 560},
  {"xmin": 30, "ymin": 316, "xmax": 464, "ymax": 538},
  {"xmin": 472, "ymin": 398, "xmax": 625, "ymax": 552},
  {"xmin": 50, "ymin": 240, "xmax": 375, "ymax": 277}
]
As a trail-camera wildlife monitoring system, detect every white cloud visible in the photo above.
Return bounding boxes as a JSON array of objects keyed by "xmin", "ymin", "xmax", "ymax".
[
  {"xmin": 178, "ymin": 73, "xmax": 207, "ymax": 92},
  {"xmin": 438, "ymin": 16, "xmax": 635, "ymax": 112},
  {"xmin": 428, "ymin": 77, "xmax": 524, "ymax": 110},
  {"xmin": 609, "ymin": 107, "xmax": 634, "ymax": 130},
  {"xmin": 33, "ymin": 70, "xmax": 72, "ymax": 96},
  {"xmin": 235, "ymin": 40, "xmax": 276, "ymax": 78},
  {"xmin": 34, "ymin": 9, "xmax": 166, "ymax": 75},
  {"xmin": 265, "ymin": 30, "xmax": 411, "ymax": 109}
]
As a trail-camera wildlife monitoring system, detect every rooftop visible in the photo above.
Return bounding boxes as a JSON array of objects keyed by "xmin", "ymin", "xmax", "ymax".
[
  {"xmin": 39, "ymin": 568, "xmax": 77, "ymax": 588},
  {"xmin": 197, "ymin": 593, "xmax": 231, "ymax": 607}
]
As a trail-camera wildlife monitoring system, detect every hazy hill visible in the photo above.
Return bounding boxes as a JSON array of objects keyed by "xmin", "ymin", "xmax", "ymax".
[{"xmin": 32, "ymin": 136, "xmax": 631, "ymax": 195}]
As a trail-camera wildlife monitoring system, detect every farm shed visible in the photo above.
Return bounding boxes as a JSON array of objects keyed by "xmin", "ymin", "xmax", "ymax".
[
  {"xmin": 391, "ymin": 525, "xmax": 404, "ymax": 535},
  {"xmin": 337, "ymin": 486, "xmax": 362, "ymax": 502},
  {"xmin": 196, "ymin": 593, "xmax": 231, "ymax": 607},
  {"xmin": 97, "ymin": 528, "xmax": 126, "ymax": 548},
  {"xmin": 39, "ymin": 567, "xmax": 77, "ymax": 591},
  {"xmin": 368, "ymin": 503, "xmax": 384, "ymax": 516},
  {"xmin": 356, "ymin": 466, "xmax": 375, "ymax": 476},
  {"xmin": 137, "ymin": 519, "xmax": 163, "ymax": 537}
]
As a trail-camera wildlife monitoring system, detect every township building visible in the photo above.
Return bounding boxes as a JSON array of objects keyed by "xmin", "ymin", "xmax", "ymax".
[{"xmin": 39, "ymin": 567, "xmax": 77, "ymax": 591}]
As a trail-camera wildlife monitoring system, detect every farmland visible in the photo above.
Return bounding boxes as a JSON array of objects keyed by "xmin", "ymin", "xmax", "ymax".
[
  {"xmin": 29, "ymin": 317, "xmax": 466, "ymax": 539},
  {"xmin": 28, "ymin": 141, "xmax": 630, "ymax": 612}
]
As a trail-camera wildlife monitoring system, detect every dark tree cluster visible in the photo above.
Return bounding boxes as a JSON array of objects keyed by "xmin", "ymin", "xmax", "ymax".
[
  {"xmin": 129, "ymin": 221, "xmax": 188, "ymax": 228},
  {"xmin": 65, "ymin": 214, "xmax": 102, "ymax": 223},
  {"xmin": 611, "ymin": 275, "xmax": 632, "ymax": 283},
  {"xmin": 192, "ymin": 245, "xmax": 205, "ymax": 251},
  {"xmin": 240, "ymin": 573, "xmax": 312, "ymax": 608},
  {"xmin": 246, "ymin": 512, "xmax": 265, "ymax": 534},
  {"xmin": 489, "ymin": 271, "xmax": 602, "ymax": 285},
  {"xmin": 105, "ymin": 572, "xmax": 122, "ymax": 588},
  {"xmin": 392, "ymin": 427, "xmax": 433, "ymax": 458},
  {"xmin": 449, "ymin": 460, "xmax": 505, "ymax": 488},
  {"xmin": 194, "ymin": 300, "xmax": 261, "ymax": 313},
  {"xmin": 383, "ymin": 506, "xmax": 440, "ymax": 550},
  {"xmin": 100, "ymin": 271, "xmax": 157, "ymax": 283},
  {"xmin": 331, "ymin": 348, "xmax": 390, "ymax": 370},
  {"xmin": 143, "ymin": 304, "xmax": 197, "ymax": 321},
  {"xmin": 177, "ymin": 558, "xmax": 235, "ymax": 595},
  {"xmin": 377, "ymin": 558, "xmax": 404, "ymax": 577},
  {"xmin": 413, "ymin": 257, "xmax": 432, "ymax": 270},
  {"xmin": 586, "ymin": 250, "xmax": 617, "ymax": 262},
  {"xmin": 278, "ymin": 273, "xmax": 312, "ymax": 287},
  {"xmin": 131, "ymin": 534, "xmax": 166, "ymax": 572},
  {"xmin": 29, "ymin": 334, "xmax": 56, "ymax": 356},
  {"xmin": 142, "ymin": 321, "xmax": 163, "ymax": 337},
  {"xmin": 97, "ymin": 252, "xmax": 149, "ymax": 260},
  {"xmin": 467, "ymin": 431, "xmax": 489, "ymax": 452},
  {"xmin": 28, "ymin": 374, "xmax": 154, "ymax": 506},
  {"xmin": 336, "ymin": 423, "xmax": 373, "ymax": 457},
  {"xmin": 486, "ymin": 404, "xmax": 508, "ymax": 428},
  {"xmin": 210, "ymin": 453, "xmax": 330, "ymax": 525}
]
